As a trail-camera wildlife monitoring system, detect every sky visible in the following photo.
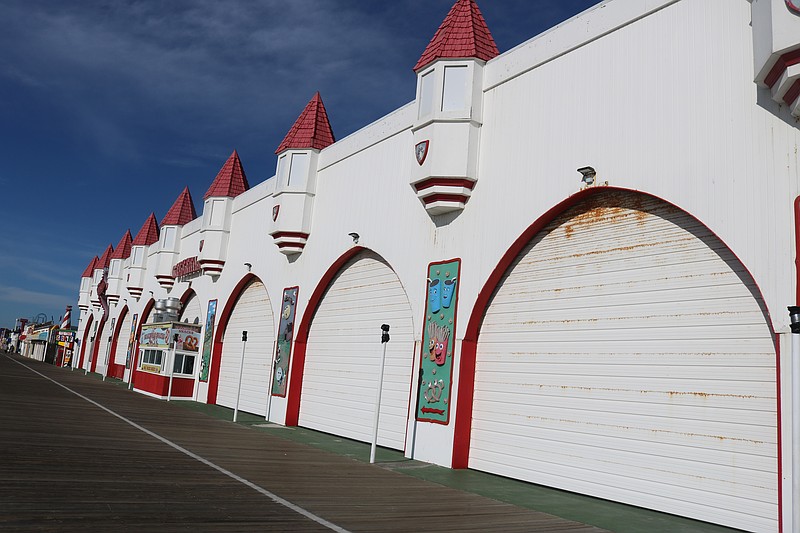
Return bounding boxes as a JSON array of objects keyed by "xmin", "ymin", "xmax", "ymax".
[{"xmin": 0, "ymin": 0, "xmax": 599, "ymax": 330}]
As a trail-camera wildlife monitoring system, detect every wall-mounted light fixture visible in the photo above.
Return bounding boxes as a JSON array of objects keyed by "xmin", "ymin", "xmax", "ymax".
[
  {"xmin": 244, "ymin": 262, "xmax": 252, "ymax": 272},
  {"xmin": 348, "ymin": 232, "xmax": 360, "ymax": 244},
  {"xmin": 577, "ymin": 166, "xmax": 596, "ymax": 186},
  {"xmin": 789, "ymin": 306, "xmax": 800, "ymax": 333}
]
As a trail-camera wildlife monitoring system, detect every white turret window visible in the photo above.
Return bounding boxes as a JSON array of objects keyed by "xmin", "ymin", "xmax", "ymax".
[
  {"xmin": 132, "ymin": 246, "xmax": 145, "ymax": 266},
  {"xmin": 442, "ymin": 65, "xmax": 468, "ymax": 112},
  {"xmin": 161, "ymin": 226, "xmax": 177, "ymax": 250}
]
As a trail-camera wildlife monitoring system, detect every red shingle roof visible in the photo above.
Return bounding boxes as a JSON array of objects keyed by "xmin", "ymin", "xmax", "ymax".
[
  {"xmin": 275, "ymin": 92, "xmax": 335, "ymax": 154},
  {"xmin": 110, "ymin": 230, "xmax": 133, "ymax": 260},
  {"xmin": 204, "ymin": 150, "xmax": 250, "ymax": 200},
  {"xmin": 132, "ymin": 213, "xmax": 160, "ymax": 246},
  {"xmin": 96, "ymin": 244, "xmax": 114, "ymax": 270},
  {"xmin": 413, "ymin": 0, "xmax": 499, "ymax": 72},
  {"xmin": 81, "ymin": 256, "xmax": 99, "ymax": 278},
  {"xmin": 162, "ymin": 187, "xmax": 197, "ymax": 226}
]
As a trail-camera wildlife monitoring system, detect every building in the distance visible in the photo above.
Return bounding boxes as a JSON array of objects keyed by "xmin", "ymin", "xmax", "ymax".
[{"xmin": 72, "ymin": 1, "xmax": 800, "ymax": 531}]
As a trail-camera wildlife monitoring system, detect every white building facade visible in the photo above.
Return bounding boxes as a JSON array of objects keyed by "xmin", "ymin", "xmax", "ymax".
[{"xmin": 73, "ymin": 1, "xmax": 800, "ymax": 531}]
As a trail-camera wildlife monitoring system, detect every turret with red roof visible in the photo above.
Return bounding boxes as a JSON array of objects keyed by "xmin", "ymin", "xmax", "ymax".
[
  {"xmin": 156, "ymin": 187, "xmax": 197, "ymax": 291},
  {"xmin": 199, "ymin": 151, "xmax": 250, "ymax": 277},
  {"xmin": 126, "ymin": 213, "xmax": 160, "ymax": 300},
  {"xmin": 410, "ymin": 0, "xmax": 497, "ymax": 216},
  {"xmin": 106, "ymin": 230, "xmax": 133, "ymax": 305},
  {"xmin": 78, "ymin": 255, "xmax": 99, "ymax": 312},
  {"xmin": 90, "ymin": 244, "xmax": 114, "ymax": 310},
  {"xmin": 269, "ymin": 92, "xmax": 335, "ymax": 255}
]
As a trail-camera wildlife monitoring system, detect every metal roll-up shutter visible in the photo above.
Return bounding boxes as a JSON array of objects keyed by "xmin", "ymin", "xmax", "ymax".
[
  {"xmin": 299, "ymin": 251, "xmax": 415, "ymax": 450},
  {"xmin": 112, "ymin": 312, "xmax": 133, "ymax": 366},
  {"xmin": 217, "ymin": 280, "xmax": 274, "ymax": 416},
  {"xmin": 471, "ymin": 191, "xmax": 777, "ymax": 532}
]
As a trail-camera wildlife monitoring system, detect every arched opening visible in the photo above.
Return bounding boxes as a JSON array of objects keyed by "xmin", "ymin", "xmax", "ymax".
[
  {"xmin": 106, "ymin": 306, "xmax": 129, "ymax": 380},
  {"xmin": 77, "ymin": 313, "xmax": 94, "ymax": 369},
  {"xmin": 287, "ymin": 248, "xmax": 416, "ymax": 451},
  {"xmin": 207, "ymin": 274, "xmax": 274, "ymax": 416},
  {"xmin": 453, "ymin": 188, "xmax": 777, "ymax": 531}
]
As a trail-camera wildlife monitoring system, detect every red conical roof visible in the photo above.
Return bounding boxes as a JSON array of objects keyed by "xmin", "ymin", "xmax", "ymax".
[
  {"xmin": 162, "ymin": 187, "xmax": 197, "ymax": 226},
  {"xmin": 275, "ymin": 92, "xmax": 335, "ymax": 154},
  {"xmin": 413, "ymin": 0, "xmax": 499, "ymax": 72},
  {"xmin": 110, "ymin": 230, "xmax": 133, "ymax": 260},
  {"xmin": 204, "ymin": 150, "xmax": 250, "ymax": 199},
  {"xmin": 132, "ymin": 213, "xmax": 160, "ymax": 246},
  {"xmin": 81, "ymin": 256, "xmax": 99, "ymax": 278},
  {"xmin": 96, "ymin": 244, "xmax": 114, "ymax": 270}
]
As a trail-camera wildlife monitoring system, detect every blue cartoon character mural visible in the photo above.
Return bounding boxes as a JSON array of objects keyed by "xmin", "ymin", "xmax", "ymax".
[
  {"xmin": 428, "ymin": 278, "xmax": 441, "ymax": 313},
  {"xmin": 441, "ymin": 277, "xmax": 457, "ymax": 308},
  {"xmin": 418, "ymin": 259, "xmax": 461, "ymax": 424}
]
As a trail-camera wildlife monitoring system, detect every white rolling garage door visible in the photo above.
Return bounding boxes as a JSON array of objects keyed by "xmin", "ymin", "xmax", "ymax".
[
  {"xmin": 471, "ymin": 191, "xmax": 777, "ymax": 532},
  {"xmin": 180, "ymin": 294, "xmax": 202, "ymax": 325},
  {"xmin": 299, "ymin": 251, "xmax": 415, "ymax": 450},
  {"xmin": 216, "ymin": 280, "xmax": 274, "ymax": 416},
  {"xmin": 112, "ymin": 312, "xmax": 133, "ymax": 367}
]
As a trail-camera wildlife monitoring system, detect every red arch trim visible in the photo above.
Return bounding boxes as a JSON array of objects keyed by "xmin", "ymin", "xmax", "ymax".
[
  {"xmin": 207, "ymin": 273, "xmax": 258, "ymax": 405},
  {"xmin": 106, "ymin": 306, "xmax": 129, "ymax": 379},
  {"xmin": 285, "ymin": 246, "xmax": 365, "ymax": 425},
  {"xmin": 452, "ymin": 186, "xmax": 777, "ymax": 469},
  {"xmin": 89, "ymin": 317, "xmax": 107, "ymax": 373},
  {"xmin": 130, "ymin": 298, "xmax": 155, "ymax": 388},
  {"xmin": 77, "ymin": 314, "xmax": 94, "ymax": 369}
]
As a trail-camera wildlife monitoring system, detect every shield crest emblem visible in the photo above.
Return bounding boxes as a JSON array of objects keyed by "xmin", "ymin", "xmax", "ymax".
[
  {"xmin": 788, "ymin": 0, "xmax": 800, "ymax": 14},
  {"xmin": 415, "ymin": 140, "xmax": 430, "ymax": 166},
  {"xmin": 273, "ymin": 205, "xmax": 280, "ymax": 221}
]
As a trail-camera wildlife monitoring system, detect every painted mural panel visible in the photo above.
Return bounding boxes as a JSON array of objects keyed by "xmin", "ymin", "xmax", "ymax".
[
  {"xmin": 272, "ymin": 287, "xmax": 298, "ymax": 397},
  {"xmin": 126, "ymin": 313, "xmax": 138, "ymax": 368},
  {"xmin": 199, "ymin": 299, "xmax": 217, "ymax": 382},
  {"xmin": 416, "ymin": 258, "xmax": 460, "ymax": 424}
]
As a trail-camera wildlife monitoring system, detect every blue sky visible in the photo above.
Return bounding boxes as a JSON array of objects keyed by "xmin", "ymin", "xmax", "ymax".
[{"xmin": 0, "ymin": 0, "xmax": 598, "ymax": 330}]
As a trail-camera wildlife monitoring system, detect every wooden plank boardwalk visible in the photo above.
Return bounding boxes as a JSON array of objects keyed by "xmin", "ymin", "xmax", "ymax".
[{"xmin": 0, "ymin": 352, "xmax": 607, "ymax": 532}]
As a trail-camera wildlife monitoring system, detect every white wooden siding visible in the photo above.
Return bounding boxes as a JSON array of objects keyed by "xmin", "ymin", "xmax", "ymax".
[
  {"xmin": 180, "ymin": 294, "xmax": 202, "ymax": 325},
  {"xmin": 471, "ymin": 191, "xmax": 777, "ymax": 533},
  {"xmin": 299, "ymin": 252, "xmax": 415, "ymax": 450},
  {"xmin": 217, "ymin": 280, "xmax": 274, "ymax": 416},
  {"xmin": 113, "ymin": 312, "xmax": 133, "ymax": 366}
]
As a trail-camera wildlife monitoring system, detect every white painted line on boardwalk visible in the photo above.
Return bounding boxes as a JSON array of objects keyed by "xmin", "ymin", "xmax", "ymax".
[{"xmin": 6, "ymin": 355, "xmax": 351, "ymax": 533}]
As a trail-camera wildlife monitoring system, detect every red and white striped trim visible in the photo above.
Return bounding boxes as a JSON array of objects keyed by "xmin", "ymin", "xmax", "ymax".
[
  {"xmin": 270, "ymin": 231, "xmax": 309, "ymax": 256},
  {"xmin": 412, "ymin": 176, "xmax": 476, "ymax": 216},
  {"xmin": 155, "ymin": 275, "xmax": 176, "ymax": 290},
  {"xmin": 127, "ymin": 286, "xmax": 143, "ymax": 299},
  {"xmin": 763, "ymin": 48, "xmax": 800, "ymax": 110},
  {"xmin": 199, "ymin": 259, "xmax": 225, "ymax": 276}
]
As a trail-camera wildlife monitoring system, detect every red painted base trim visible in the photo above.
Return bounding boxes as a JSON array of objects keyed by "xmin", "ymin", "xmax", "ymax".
[
  {"xmin": 107, "ymin": 363, "xmax": 125, "ymax": 380},
  {"xmin": 285, "ymin": 246, "xmax": 365, "ymax": 426},
  {"xmin": 133, "ymin": 371, "xmax": 194, "ymax": 397},
  {"xmin": 270, "ymin": 231, "xmax": 310, "ymax": 240}
]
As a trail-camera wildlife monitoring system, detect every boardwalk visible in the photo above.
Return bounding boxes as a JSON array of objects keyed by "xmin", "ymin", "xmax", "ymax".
[{"xmin": 0, "ymin": 353, "xmax": 606, "ymax": 532}]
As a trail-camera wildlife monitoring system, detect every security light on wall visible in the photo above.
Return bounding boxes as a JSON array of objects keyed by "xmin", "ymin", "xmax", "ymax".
[
  {"xmin": 789, "ymin": 306, "xmax": 800, "ymax": 333},
  {"xmin": 348, "ymin": 232, "xmax": 360, "ymax": 244},
  {"xmin": 577, "ymin": 166, "xmax": 596, "ymax": 186},
  {"xmin": 244, "ymin": 262, "xmax": 252, "ymax": 272}
]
